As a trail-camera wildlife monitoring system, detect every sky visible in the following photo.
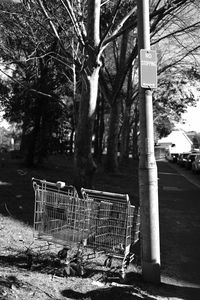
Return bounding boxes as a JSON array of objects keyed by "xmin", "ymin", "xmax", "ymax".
[
  {"xmin": 0, "ymin": 117, "xmax": 9, "ymax": 129},
  {"xmin": 176, "ymin": 100, "xmax": 200, "ymax": 133}
]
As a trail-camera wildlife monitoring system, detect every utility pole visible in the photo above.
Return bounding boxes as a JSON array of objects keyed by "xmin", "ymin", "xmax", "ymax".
[{"xmin": 136, "ymin": 0, "xmax": 161, "ymax": 283}]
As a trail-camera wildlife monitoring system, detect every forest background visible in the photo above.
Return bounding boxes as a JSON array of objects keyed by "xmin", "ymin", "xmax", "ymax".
[{"xmin": 1, "ymin": 0, "xmax": 200, "ymax": 190}]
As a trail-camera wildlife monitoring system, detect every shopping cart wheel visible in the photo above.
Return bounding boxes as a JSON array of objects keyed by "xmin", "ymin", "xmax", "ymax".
[
  {"xmin": 63, "ymin": 264, "xmax": 72, "ymax": 277},
  {"xmin": 24, "ymin": 248, "xmax": 33, "ymax": 270},
  {"xmin": 120, "ymin": 275, "xmax": 127, "ymax": 283},
  {"xmin": 64, "ymin": 262, "xmax": 84, "ymax": 277},
  {"xmin": 58, "ymin": 247, "xmax": 70, "ymax": 260},
  {"xmin": 104, "ymin": 255, "xmax": 112, "ymax": 268},
  {"xmin": 26, "ymin": 251, "xmax": 33, "ymax": 270}
]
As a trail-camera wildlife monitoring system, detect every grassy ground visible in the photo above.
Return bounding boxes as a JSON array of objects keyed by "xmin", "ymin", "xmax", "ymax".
[
  {"xmin": 0, "ymin": 153, "xmax": 142, "ymax": 300},
  {"xmin": 0, "ymin": 153, "xmax": 199, "ymax": 299},
  {"xmin": 0, "ymin": 153, "xmax": 139, "ymax": 224}
]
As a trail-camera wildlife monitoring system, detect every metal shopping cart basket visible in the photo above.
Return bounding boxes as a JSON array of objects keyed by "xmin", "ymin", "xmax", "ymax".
[
  {"xmin": 32, "ymin": 178, "xmax": 93, "ymax": 246},
  {"xmin": 32, "ymin": 178, "xmax": 140, "ymax": 277}
]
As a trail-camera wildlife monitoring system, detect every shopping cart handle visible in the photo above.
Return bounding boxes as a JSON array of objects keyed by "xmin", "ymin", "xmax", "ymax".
[
  {"xmin": 56, "ymin": 181, "xmax": 66, "ymax": 188},
  {"xmin": 32, "ymin": 177, "xmax": 66, "ymax": 189}
]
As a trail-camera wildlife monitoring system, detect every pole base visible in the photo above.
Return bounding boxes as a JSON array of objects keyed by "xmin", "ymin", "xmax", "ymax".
[{"xmin": 142, "ymin": 261, "xmax": 161, "ymax": 284}]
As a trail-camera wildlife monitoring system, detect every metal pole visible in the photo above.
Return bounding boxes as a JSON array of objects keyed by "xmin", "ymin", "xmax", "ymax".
[{"xmin": 136, "ymin": 0, "xmax": 161, "ymax": 283}]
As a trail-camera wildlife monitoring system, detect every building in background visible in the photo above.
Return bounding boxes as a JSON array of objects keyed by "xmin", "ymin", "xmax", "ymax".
[{"xmin": 156, "ymin": 129, "xmax": 193, "ymax": 161}]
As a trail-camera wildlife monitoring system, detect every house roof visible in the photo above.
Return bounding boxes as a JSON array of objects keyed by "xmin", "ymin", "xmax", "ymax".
[{"xmin": 157, "ymin": 129, "xmax": 193, "ymax": 146}]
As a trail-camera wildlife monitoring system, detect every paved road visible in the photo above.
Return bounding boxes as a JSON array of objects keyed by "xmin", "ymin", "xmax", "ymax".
[{"xmin": 157, "ymin": 160, "xmax": 200, "ymax": 288}]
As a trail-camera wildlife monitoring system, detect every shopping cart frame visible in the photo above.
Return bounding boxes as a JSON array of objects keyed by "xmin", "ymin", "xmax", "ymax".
[{"xmin": 32, "ymin": 178, "xmax": 140, "ymax": 277}]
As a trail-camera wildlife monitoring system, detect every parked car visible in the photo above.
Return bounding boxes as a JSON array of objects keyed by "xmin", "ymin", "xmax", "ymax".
[
  {"xmin": 176, "ymin": 153, "xmax": 182, "ymax": 165},
  {"xmin": 186, "ymin": 152, "xmax": 200, "ymax": 170},
  {"xmin": 171, "ymin": 153, "xmax": 179, "ymax": 163},
  {"xmin": 166, "ymin": 152, "xmax": 179, "ymax": 162},
  {"xmin": 177, "ymin": 152, "xmax": 190, "ymax": 167},
  {"xmin": 192, "ymin": 154, "xmax": 200, "ymax": 174}
]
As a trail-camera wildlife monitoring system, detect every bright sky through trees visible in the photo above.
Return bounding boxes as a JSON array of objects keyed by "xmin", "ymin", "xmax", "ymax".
[{"xmin": 177, "ymin": 100, "xmax": 200, "ymax": 132}]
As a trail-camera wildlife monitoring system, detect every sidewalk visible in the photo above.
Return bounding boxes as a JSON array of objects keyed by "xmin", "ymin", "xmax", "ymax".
[
  {"xmin": 167, "ymin": 160, "xmax": 200, "ymax": 189},
  {"xmin": 157, "ymin": 160, "xmax": 200, "ymax": 291}
]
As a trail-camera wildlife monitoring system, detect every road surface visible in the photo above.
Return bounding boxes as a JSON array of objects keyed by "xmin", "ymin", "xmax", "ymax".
[{"xmin": 157, "ymin": 160, "xmax": 200, "ymax": 289}]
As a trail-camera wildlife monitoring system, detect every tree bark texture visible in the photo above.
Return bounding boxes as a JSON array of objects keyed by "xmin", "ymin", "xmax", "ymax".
[
  {"xmin": 105, "ymin": 31, "xmax": 129, "ymax": 172},
  {"xmin": 93, "ymin": 96, "xmax": 104, "ymax": 162},
  {"xmin": 119, "ymin": 67, "xmax": 134, "ymax": 163},
  {"xmin": 132, "ymin": 106, "xmax": 139, "ymax": 160},
  {"xmin": 105, "ymin": 100, "xmax": 121, "ymax": 173},
  {"xmin": 25, "ymin": 104, "xmax": 41, "ymax": 167},
  {"xmin": 74, "ymin": 0, "xmax": 101, "ymax": 189},
  {"xmin": 119, "ymin": 103, "xmax": 131, "ymax": 163},
  {"xmin": 74, "ymin": 66, "xmax": 101, "ymax": 189}
]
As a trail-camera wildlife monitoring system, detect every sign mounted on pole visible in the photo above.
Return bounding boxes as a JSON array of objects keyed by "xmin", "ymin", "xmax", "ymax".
[{"xmin": 140, "ymin": 49, "xmax": 157, "ymax": 89}]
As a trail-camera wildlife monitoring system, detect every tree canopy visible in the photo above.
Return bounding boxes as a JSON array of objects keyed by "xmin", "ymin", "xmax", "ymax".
[{"xmin": 0, "ymin": 0, "xmax": 200, "ymax": 185}]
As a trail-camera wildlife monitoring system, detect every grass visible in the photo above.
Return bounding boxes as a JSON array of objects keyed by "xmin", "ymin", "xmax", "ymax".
[
  {"xmin": 0, "ymin": 153, "xmax": 143, "ymax": 300},
  {"xmin": 0, "ymin": 153, "xmax": 200, "ymax": 299},
  {"xmin": 0, "ymin": 153, "xmax": 139, "ymax": 224}
]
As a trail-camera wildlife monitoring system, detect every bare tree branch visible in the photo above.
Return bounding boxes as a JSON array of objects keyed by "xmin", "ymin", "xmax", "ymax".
[
  {"xmin": 36, "ymin": 0, "xmax": 61, "ymax": 40},
  {"xmin": 158, "ymin": 44, "xmax": 200, "ymax": 75},
  {"xmin": 151, "ymin": 21, "xmax": 200, "ymax": 44},
  {"xmin": 60, "ymin": 0, "xmax": 85, "ymax": 46},
  {"xmin": 103, "ymin": 6, "xmax": 137, "ymax": 47},
  {"xmin": 99, "ymin": 0, "xmax": 122, "ymax": 49},
  {"xmin": 0, "ymin": 68, "xmax": 53, "ymax": 98}
]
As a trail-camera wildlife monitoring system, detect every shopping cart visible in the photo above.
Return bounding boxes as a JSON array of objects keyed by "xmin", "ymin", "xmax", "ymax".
[{"xmin": 32, "ymin": 178, "xmax": 139, "ymax": 277}]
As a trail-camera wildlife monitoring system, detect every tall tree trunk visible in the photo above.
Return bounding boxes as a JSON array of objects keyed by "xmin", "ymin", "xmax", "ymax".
[
  {"xmin": 25, "ymin": 106, "xmax": 41, "ymax": 167},
  {"xmin": 105, "ymin": 31, "xmax": 129, "ymax": 172},
  {"xmin": 120, "ymin": 103, "xmax": 131, "ymax": 163},
  {"xmin": 37, "ymin": 98, "xmax": 51, "ymax": 164},
  {"xmin": 132, "ymin": 106, "xmax": 139, "ymax": 160},
  {"xmin": 20, "ymin": 110, "xmax": 31, "ymax": 156},
  {"xmin": 105, "ymin": 100, "xmax": 121, "ymax": 172},
  {"xmin": 74, "ymin": 66, "xmax": 101, "ymax": 189},
  {"xmin": 73, "ymin": 0, "xmax": 101, "ymax": 190},
  {"xmin": 93, "ymin": 98, "xmax": 101, "ymax": 161},
  {"xmin": 98, "ymin": 96, "xmax": 105, "ymax": 162},
  {"xmin": 93, "ymin": 95, "xmax": 104, "ymax": 162},
  {"xmin": 119, "ymin": 66, "xmax": 134, "ymax": 164},
  {"xmin": 69, "ymin": 127, "xmax": 74, "ymax": 155},
  {"xmin": 20, "ymin": 90, "xmax": 33, "ymax": 156},
  {"xmin": 35, "ymin": 61, "xmax": 51, "ymax": 164}
]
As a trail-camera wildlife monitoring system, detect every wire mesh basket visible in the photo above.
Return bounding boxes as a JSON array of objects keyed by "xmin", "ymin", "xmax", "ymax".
[{"xmin": 32, "ymin": 178, "xmax": 140, "ymax": 274}]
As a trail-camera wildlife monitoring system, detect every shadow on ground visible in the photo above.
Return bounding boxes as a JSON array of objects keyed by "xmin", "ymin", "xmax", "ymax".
[
  {"xmin": 61, "ymin": 278, "xmax": 200, "ymax": 300},
  {"xmin": 1, "ymin": 249, "xmax": 200, "ymax": 299}
]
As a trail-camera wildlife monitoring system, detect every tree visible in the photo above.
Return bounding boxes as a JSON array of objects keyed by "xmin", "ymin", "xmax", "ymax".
[
  {"xmin": 119, "ymin": 62, "xmax": 138, "ymax": 163},
  {"xmin": 0, "ymin": 1, "xmax": 75, "ymax": 165},
  {"xmin": 1, "ymin": 0, "xmax": 200, "ymax": 185},
  {"xmin": 101, "ymin": 0, "xmax": 200, "ymax": 172},
  {"xmin": 45, "ymin": 0, "xmax": 137, "ymax": 188},
  {"xmin": 153, "ymin": 66, "xmax": 200, "ymax": 140},
  {"xmin": 72, "ymin": 0, "xmax": 101, "ymax": 188},
  {"xmin": 104, "ymin": 30, "xmax": 137, "ymax": 172}
]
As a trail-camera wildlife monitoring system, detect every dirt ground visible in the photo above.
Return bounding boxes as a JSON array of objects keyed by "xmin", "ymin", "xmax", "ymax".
[{"xmin": 0, "ymin": 153, "xmax": 200, "ymax": 299}]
